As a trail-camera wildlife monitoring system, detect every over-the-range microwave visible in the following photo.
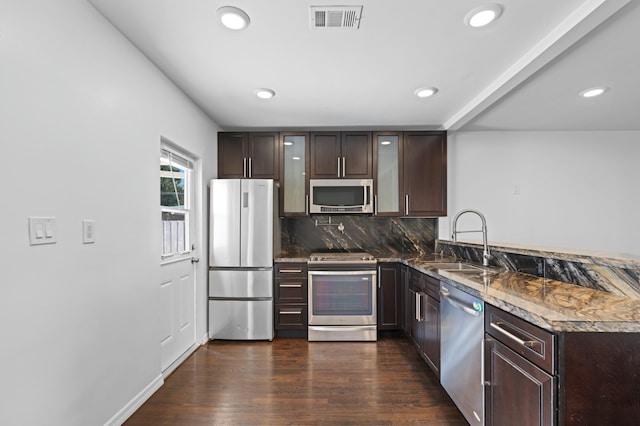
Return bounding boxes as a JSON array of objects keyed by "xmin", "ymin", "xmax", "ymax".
[{"xmin": 309, "ymin": 179, "xmax": 373, "ymax": 214}]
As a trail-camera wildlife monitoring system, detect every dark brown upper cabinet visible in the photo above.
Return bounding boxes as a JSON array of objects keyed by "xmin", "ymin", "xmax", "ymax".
[
  {"xmin": 309, "ymin": 131, "xmax": 372, "ymax": 179},
  {"xmin": 403, "ymin": 132, "xmax": 447, "ymax": 217},
  {"xmin": 218, "ymin": 129, "xmax": 446, "ymax": 217},
  {"xmin": 217, "ymin": 132, "xmax": 279, "ymax": 180},
  {"xmin": 373, "ymin": 132, "xmax": 404, "ymax": 216},
  {"xmin": 279, "ymin": 132, "xmax": 309, "ymax": 217}
]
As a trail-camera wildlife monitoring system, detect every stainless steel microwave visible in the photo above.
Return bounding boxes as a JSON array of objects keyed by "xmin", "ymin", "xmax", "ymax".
[{"xmin": 309, "ymin": 179, "xmax": 373, "ymax": 214}]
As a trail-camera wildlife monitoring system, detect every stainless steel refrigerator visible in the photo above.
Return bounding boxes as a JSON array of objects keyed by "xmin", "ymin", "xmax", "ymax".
[{"xmin": 208, "ymin": 179, "xmax": 280, "ymax": 340}]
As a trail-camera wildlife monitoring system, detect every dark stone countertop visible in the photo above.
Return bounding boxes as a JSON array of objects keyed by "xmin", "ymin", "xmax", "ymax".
[{"xmin": 275, "ymin": 251, "xmax": 640, "ymax": 333}]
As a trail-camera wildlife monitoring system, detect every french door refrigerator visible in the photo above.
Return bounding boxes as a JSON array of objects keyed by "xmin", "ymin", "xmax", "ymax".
[{"xmin": 208, "ymin": 179, "xmax": 280, "ymax": 340}]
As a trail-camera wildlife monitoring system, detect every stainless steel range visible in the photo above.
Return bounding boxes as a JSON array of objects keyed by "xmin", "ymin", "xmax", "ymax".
[{"xmin": 307, "ymin": 252, "xmax": 377, "ymax": 342}]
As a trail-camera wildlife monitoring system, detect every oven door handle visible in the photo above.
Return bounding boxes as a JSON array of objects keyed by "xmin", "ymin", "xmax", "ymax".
[
  {"xmin": 309, "ymin": 326, "xmax": 375, "ymax": 333},
  {"xmin": 308, "ymin": 270, "xmax": 376, "ymax": 276}
]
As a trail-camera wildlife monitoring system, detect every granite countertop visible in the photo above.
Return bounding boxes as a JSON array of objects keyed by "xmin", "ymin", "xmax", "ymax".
[{"xmin": 275, "ymin": 251, "xmax": 640, "ymax": 333}]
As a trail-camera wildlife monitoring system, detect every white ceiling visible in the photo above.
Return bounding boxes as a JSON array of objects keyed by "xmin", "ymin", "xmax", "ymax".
[{"xmin": 88, "ymin": 0, "xmax": 638, "ymax": 131}]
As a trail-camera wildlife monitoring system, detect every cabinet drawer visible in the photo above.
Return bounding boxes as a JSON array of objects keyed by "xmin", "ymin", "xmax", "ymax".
[
  {"xmin": 275, "ymin": 279, "xmax": 307, "ymax": 303},
  {"xmin": 409, "ymin": 268, "xmax": 422, "ymax": 289},
  {"xmin": 485, "ymin": 304, "xmax": 555, "ymax": 374},
  {"xmin": 423, "ymin": 275, "xmax": 440, "ymax": 300},
  {"xmin": 274, "ymin": 262, "xmax": 308, "ymax": 278},
  {"xmin": 275, "ymin": 304, "xmax": 307, "ymax": 329}
]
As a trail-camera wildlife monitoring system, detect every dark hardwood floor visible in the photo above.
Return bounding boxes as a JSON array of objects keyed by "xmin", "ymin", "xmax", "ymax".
[{"xmin": 125, "ymin": 337, "xmax": 467, "ymax": 425}]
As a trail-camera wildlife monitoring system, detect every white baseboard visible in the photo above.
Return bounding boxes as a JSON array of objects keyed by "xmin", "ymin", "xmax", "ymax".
[
  {"xmin": 104, "ymin": 374, "xmax": 163, "ymax": 426},
  {"xmin": 104, "ymin": 339, "xmax": 206, "ymax": 425},
  {"xmin": 162, "ymin": 342, "xmax": 201, "ymax": 378}
]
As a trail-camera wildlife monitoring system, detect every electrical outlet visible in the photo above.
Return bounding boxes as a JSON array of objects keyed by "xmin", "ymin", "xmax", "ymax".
[
  {"xmin": 513, "ymin": 184, "xmax": 521, "ymax": 195},
  {"xmin": 83, "ymin": 220, "xmax": 95, "ymax": 244}
]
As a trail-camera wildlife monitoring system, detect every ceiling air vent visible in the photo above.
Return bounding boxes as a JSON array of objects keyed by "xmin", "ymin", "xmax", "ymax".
[{"xmin": 310, "ymin": 6, "xmax": 363, "ymax": 29}]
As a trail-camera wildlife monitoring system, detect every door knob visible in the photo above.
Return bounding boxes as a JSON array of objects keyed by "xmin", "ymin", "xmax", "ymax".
[{"xmin": 191, "ymin": 257, "xmax": 200, "ymax": 263}]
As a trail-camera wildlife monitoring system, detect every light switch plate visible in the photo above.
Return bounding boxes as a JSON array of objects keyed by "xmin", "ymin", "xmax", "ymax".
[
  {"xmin": 29, "ymin": 217, "xmax": 57, "ymax": 245},
  {"xmin": 83, "ymin": 220, "xmax": 95, "ymax": 244}
]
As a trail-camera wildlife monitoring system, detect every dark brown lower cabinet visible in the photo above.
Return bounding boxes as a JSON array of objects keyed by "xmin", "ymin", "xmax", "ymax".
[
  {"xmin": 377, "ymin": 263, "xmax": 403, "ymax": 331},
  {"xmin": 401, "ymin": 265, "xmax": 410, "ymax": 337},
  {"xmin": 485, "ymin": 303, "xmax": 640, "ymax": 425},
  {"xmin": 408, "ymin": 284, "xmax": 420, "ymax": 347},
  {"xmin": 559, "ymin": 332, "xmax": 640, "ymax": 425},
  {"xmin": 274, "ymin": 262, "xmax": 308, "ymax": 337},
  {"xmin": 485, "ymin": 304, "xmax": 555, "ymax": 425},
  {"xmin": 422, "ymin": 292, "xmax": 440, "ymax": 374},
  {"xmin": 408, "ymin": 268, "xmax": 439, "ymax": 377},
  {"xmin": 485, "ymin": 337, "xmax": 555, "ymax": 426}
]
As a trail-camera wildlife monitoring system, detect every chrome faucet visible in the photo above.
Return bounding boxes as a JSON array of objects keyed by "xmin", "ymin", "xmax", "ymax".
[{"xmin": 451, "ymin": 209, "xmax": 491, "ymax": 266}]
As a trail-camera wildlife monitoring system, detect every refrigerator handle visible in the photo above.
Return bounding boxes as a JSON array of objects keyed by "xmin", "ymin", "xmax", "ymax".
[{"xmin": 243, "ymin": 192, "xmax": 249, "ymax": 208}]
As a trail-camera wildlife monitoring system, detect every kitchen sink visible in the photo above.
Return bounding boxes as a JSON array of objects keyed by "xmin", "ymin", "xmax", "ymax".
[
  {"xmin": 425, "ymin": 262, "xmax": 485, "ymax": 271},
  {"xmin": 425, "ymin": 262, "xmax": 499, "ymax": 278}
]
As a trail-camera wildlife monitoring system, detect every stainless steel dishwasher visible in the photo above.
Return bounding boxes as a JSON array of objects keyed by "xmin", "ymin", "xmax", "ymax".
[{"xmin": 440, "ymin": 282, "xmax": 485, "ymax": 425}]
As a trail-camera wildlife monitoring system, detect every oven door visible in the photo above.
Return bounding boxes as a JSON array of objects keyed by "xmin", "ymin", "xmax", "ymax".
[{"xmin": 308, "ymin": 270, "xmax": 377, "ymax": 326}]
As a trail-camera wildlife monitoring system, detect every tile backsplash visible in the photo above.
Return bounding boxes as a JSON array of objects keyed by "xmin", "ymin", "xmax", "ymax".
[
  {"xmin": 280, "ymin": 216, "xmax": 437, "ymax": 258},
  {"xmin": 437, "ymin": 240, "xmax": 640, "ymax": 300}
]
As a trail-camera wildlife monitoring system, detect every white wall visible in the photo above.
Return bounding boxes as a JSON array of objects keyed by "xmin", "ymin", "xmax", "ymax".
[
  {"xmin": 0, "ymin": 1, "xmax": 218, "ymax": 425},
  {"xmin": 441, "ymin": 131, "xmax": 640, "ymax": 257}
]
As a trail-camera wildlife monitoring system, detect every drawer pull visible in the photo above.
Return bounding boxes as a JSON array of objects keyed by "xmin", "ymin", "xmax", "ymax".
[
  {"xmin": 279, "ymin": 283, "xmax": 302, "ymax": 288},
  {"xmin": 279, "ymin": 269, "xmax": 303, "ymax": 274},
  {"xmin": 280, "ymin": 310, "xmax": 302, "ymax": 315},
  {"xmin": 490, "ymin": 322, "xmax": 542, "ymax": 352}
]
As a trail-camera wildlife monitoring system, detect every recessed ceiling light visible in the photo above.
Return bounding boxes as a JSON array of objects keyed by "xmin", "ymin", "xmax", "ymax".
[
  {"xmin": 415, "ymin": 87, "xmax": 438, "ymax": 98},
  {"xmin": 465, "ymin": 4, "xmax": 503, "ymax": 28},
  {"xmin": 255, "ymin": 88, "xmax": 275, "ymax": 99},
  {"xmin": 217, "ymin": 6, "xmax": 250, "ymax": 30},
  {"xmin": 580, "ymin": 86, "xmax": 609, "ymax": 98}
]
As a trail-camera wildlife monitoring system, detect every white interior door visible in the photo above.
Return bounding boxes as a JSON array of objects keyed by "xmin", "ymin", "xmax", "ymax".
[{"xmin": 160, "ymin": 144, "xmax": 197, "ymax": 372}]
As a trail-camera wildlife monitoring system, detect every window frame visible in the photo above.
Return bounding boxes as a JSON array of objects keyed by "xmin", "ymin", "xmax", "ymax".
[{"xmin": 160, "ymin": 144, "xmax": 193, "ymax": 259}]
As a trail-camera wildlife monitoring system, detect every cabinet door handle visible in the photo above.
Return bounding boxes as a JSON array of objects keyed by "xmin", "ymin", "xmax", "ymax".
[
  {"xmin": 337, "ymin": 157, "xmax": 341, "ymax": 177},
  {"xmin": 279, "ymin": 283, "xmax": 302, "ymax": 288},
  {"xmin": 481, "ymin": 338, "xmax": 490, "ymax": 386},
  {"xmin": 248, "ymin": 157, "xmax": 252, "ymax": 178},
  {"xmin": 374, "ymin": 194, "xmax": 378, "ymax": 215},
  {"xmin": 416, "ymin": 291, "xmax": 425, "ymax": 322},
  {"xmin": 342, "ymin": 156, "xmax": 346, "ymax": 177},
  {"xmin": 279, "ymin": 269, "xmax": 303, "ymax": 274},
  {"xmin": 405, "ymin": 195, "xmax": 409, "ymax": 215},
  {"xmin": 489, "ymin": 322, "xmax": 542, "ymax": 351},
  {"xmin": 280, "ymin": 310, "xmax": 302, "ymax": 315},
  {"xmin": 305, "ymin": 194, "xmax": 309, "ymax": 215}
]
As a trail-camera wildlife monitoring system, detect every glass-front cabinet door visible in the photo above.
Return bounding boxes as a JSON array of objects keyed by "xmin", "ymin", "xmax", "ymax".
[
  {"xmin": 373, "ymin": 132, "xmax": 403, "ymax": 216},
  {"xmin": 280, "ymin": 132, "xmax": 309, "ymax": 216}
]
